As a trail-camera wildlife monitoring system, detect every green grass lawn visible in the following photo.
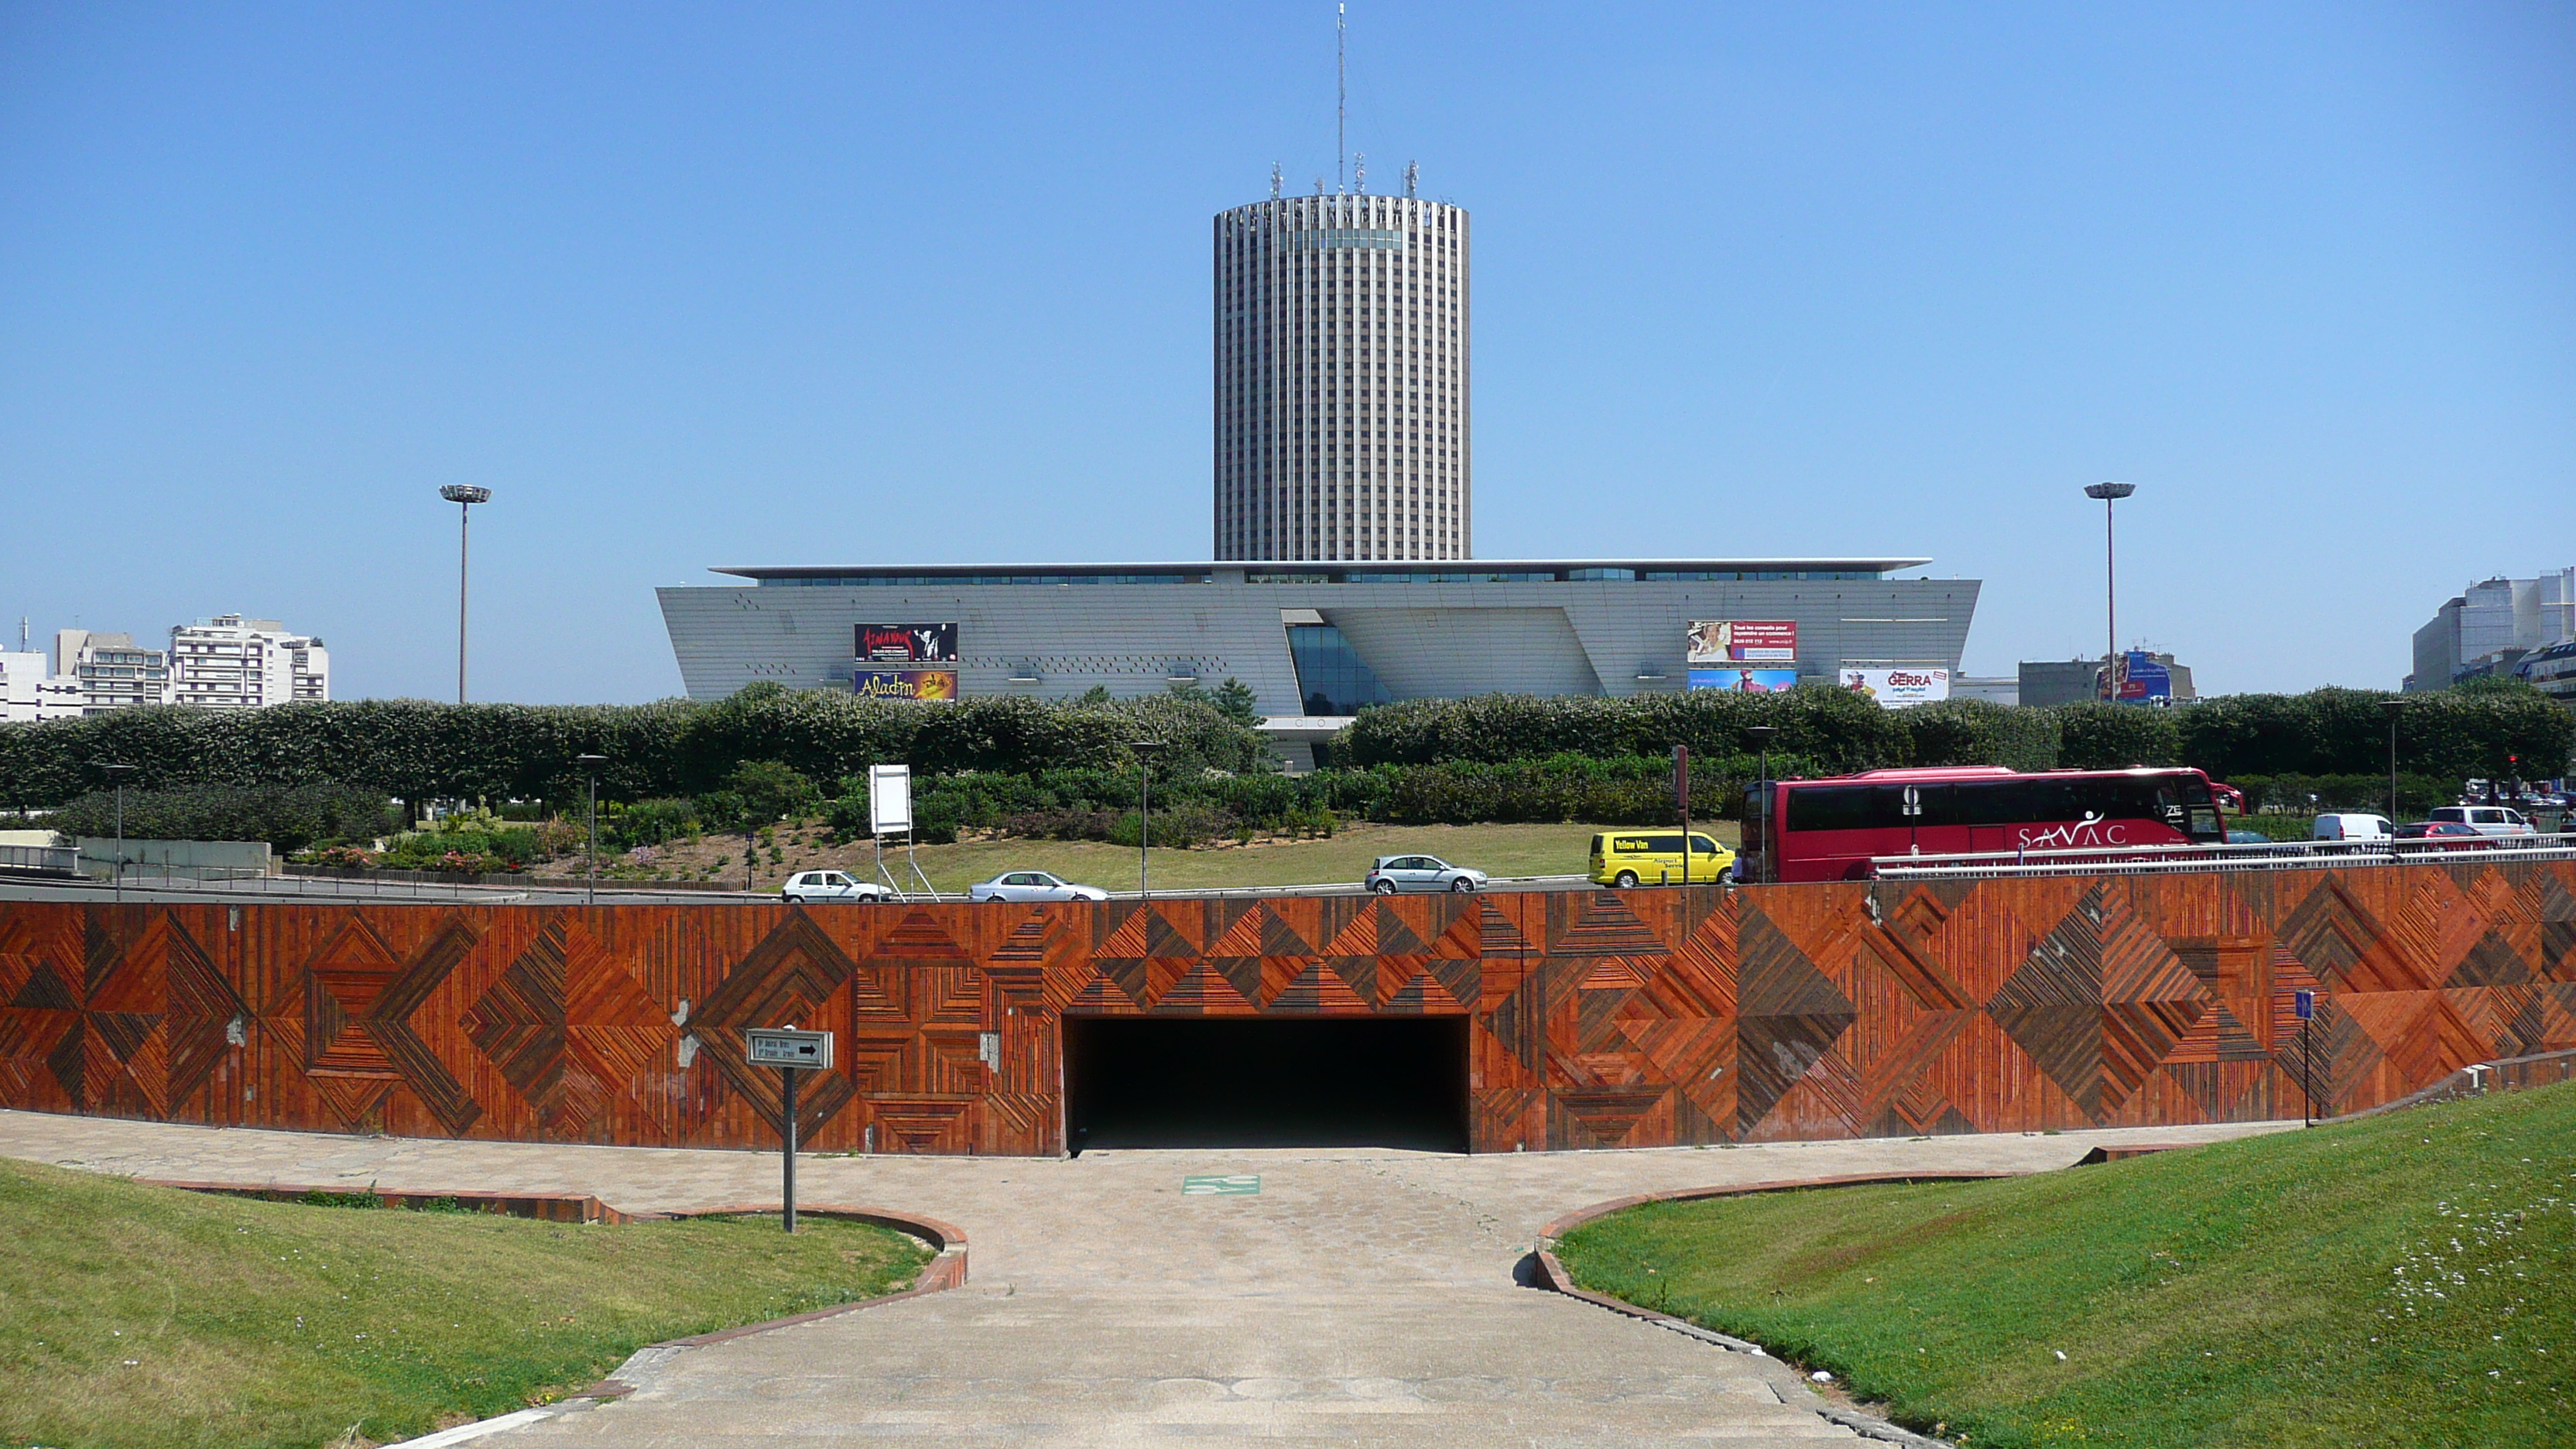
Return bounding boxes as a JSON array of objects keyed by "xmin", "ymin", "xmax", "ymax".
[
  {"xmin": 0, "ymin": 1160, "xmax": 930, "ymax": 1449},
  {"xmin": 1554, "ymin": 1081, "xmax": 2576, "ymax": 1448},
  {"xmin": 848, "ymin": 819, "xmax": 1727, "ymax": 895}
]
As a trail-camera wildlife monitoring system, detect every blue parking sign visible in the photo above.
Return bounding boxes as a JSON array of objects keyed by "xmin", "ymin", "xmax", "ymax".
[{"xmin": 2294, "ymin": 989, "xmax": 2314, "ymax": 1021}]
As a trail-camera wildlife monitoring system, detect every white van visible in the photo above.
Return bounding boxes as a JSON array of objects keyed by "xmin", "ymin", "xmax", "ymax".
[
  {"xmin": 2312, "ymin": 813, "xmax": 2393, "ymax": 842},
  {"xmin": 2427, "ymin": 806, "xmax": 2535, "ymax": 838}
]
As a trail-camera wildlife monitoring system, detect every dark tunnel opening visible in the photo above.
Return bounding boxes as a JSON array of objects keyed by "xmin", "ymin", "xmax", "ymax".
[{"xmin": 1063, "ymin": 1016, "xmax": 1471, "ymax": 1154}]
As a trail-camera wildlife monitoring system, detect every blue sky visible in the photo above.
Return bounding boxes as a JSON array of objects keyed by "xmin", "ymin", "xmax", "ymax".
[{"xmin": 3, "ymin": 2, "xmax": 2569, "ymax": 704}]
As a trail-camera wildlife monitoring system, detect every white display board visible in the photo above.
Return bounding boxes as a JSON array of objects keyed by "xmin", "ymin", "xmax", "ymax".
[{"xmin": 868, "ymin": 763, "xmax": 913, "ymax": 835}]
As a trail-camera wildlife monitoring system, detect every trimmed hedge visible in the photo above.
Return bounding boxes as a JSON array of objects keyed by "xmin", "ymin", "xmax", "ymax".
[
  {"xmin": 1331, "ymin": 685, "xmax": 2572, "ymax": 783},
  {"xmin": 0, "ymin": 688, "xmax": 1266, "ymax": 810},
  {"xmin": 44, "ymin": 783, "xmax": 398, "ymax": 853}
]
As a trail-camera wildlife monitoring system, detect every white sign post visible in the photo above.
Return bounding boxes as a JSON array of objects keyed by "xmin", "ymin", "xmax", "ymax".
[
  {"xmin": 866, "ymin": 764, "xmax": 935, "ymax": 900},
  {"xmin": 745, "ymin": 1026, "xmax": 834, "ymax": 1232}
]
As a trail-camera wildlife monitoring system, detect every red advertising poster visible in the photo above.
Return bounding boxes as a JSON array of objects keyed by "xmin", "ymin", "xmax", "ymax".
[
  {"xmin": 856, "ymin": 623, "xmax": 960, "ymax": 663},
  {"xmin": 854, "ymin": 669, "xmax": 960, "ymax": 701},
  {"xmin": 1685, "ymin": 620, "xmax": 1797, "ymax": 663}
]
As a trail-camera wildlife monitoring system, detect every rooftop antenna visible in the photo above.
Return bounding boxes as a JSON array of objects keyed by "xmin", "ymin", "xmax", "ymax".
[
  {"xmin": 1271, "ymin": 162, "xmax": 1283, "ymax": 200},
  {"xmin": 1404, "ymin": 159, "xmax": 1417, "ymax": 197},
  {"xmin": 1355, "ymin": 153, "xmax": 1366, "ymax": 194},
  {"xmin": 1336, "ymin": 3, "xmax": 1347, "ymax": 194}
]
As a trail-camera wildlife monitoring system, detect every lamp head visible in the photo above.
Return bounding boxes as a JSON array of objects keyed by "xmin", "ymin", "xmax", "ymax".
[
  {"xmin": 2083, "ymin": 481, "xmax": 2137, "ymax": 501},
  {"xmin": 573, "ymin": 753, "xmax": 608, "ymax": 769},
  {"xmin": 440, "ymin": 485, "xmax": 494, "ymax": 505}
]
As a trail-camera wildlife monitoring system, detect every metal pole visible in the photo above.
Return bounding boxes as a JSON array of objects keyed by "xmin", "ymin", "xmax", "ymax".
[
  {"xmin": 2389, "ymin": 711, "xmax": 2400, "ymax": 823},
  {"xmin": 114, "ymin": 781, "xmax": 125, "ymax": 905},
  {"xmin": 2104, "ymin": 492, "xmax": 2117, "ymax": 701},
  {"xmin": 2301, "ymin": 1016, "xmax": 2314, "ymax": 1128},
  {"xmin": 1676, "ymin": 744, "xmax": 1690, "ymax": 888},
  {"xmin": 586, "ymin": 773, "xmax": 598, "ymax": 906},
  {"xmin": 1139, "ymin": 762, "xmax": 1151, "ymax": 903},
  {"xmin": 457, "ymin": 500, "xmax": 470, "ymax": 704},
  {"xmin": 782, "ymin": 1062, "xmax": 798, "ymax": 1233}
]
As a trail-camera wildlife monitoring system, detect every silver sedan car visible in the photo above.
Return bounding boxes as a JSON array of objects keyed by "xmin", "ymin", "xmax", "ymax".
[
  {"xmin": 969, "ymin": 870, "xmax": 1111, "ymax": 904},
  {"xmin": 1363, "ymin": 855, "xmax": 1489, "ymax": 895}
]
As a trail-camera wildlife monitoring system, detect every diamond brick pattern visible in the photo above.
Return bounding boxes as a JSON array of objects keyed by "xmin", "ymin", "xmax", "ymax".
[{"xmin": 2, "ymin": 858, "xmax": 2571, "ymax": 1155}]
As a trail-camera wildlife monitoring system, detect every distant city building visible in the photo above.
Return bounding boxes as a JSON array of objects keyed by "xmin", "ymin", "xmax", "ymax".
[
  {"xmin": 1213, "ymin": 183, "xmax": 1469, "ymax": 562},
  {"xmin": 19, "ymin": 617, "xmax": 328, "ymax": 718},
  {"xmin": 2515, "ymin": 639, "xmax": 2576, "ymax": 708},
  {"xmin": 2406, "ymin": 567, "xmax": 2575, "ymax": 692},
  {"xmin": 1950, "ymin": 676, "xmax": 2020, "ymax": 706},
  {"xmin": 169, "ymin": 615, "xmax": 330, "ymax": 710},
  {"xmin": 55, "ymin": 629, "xmax": 171, "ymax": 712},
  {"xmin": 0, "ymin": 650, "xmax": 83, "ymax": 724},
  {"xmin": 2017, "ymin": 653, "xmax": 2195, "ymax": 708}
]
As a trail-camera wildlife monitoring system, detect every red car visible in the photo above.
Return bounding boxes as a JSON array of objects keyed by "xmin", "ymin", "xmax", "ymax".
[{"xmin": 2393, "ymin": 821, "xmax": 2486, "ymax": 851}]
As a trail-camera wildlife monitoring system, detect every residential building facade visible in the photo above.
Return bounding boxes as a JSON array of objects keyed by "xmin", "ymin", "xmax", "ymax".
[
  {"xmin": 54, "ymin": 629, "xmax": 171, "ymax": 712},
  {"xmin": 168, "ymin": 615, "xmax": 331, "ymax": 710},
  {"xmin": 1213, "ymin": 183, "xmax": 1469, "ymax": 562}
]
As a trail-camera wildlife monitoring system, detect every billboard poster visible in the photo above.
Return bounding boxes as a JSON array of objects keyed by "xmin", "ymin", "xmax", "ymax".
[
  {"xmin": 1686, "ymin": 620, "xmax": 1797, "ymax": 663},
  {"xmin": 853, "ymin": 669, "xmax": 960, "ymax": 702},
  {"xmin": 1687, "ymin": 667, "xmax": 1801, "ymax": 693},
  {"xmin": 1839, "ymin": 666, "xmax": 1951, "ymax": 708},
  {"xmin": 2115, "ymin": 649, "xmax": 2172, "ymax": 704},
  {"xmin": 855, "ymin": 622, "xmax": 959, "ymax": 663}
]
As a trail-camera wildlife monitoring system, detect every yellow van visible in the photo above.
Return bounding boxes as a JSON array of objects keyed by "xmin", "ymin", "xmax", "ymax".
[{"xmin": 1590, "ymin": 831, "xmax": 1736, "ymax": 888}]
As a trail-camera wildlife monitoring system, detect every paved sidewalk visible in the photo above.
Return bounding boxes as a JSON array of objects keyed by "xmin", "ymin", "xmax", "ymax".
[{"xmin": 2, "ymin": 1112, "xmax": 2290, "ymax": 1447}]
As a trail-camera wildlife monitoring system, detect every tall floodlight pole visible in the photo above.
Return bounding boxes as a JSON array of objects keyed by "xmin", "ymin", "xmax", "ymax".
[
  {"xmin": 2083, "ymin": 482, "xmax": 2136, "ymax": 701},
  {"xmin": 101, "ymin": 763, "xmax": 135, "ymax": 903},
  {"xmin": 574, "ymin": 754, "xmax": 608, "ymax": 904},
  {"xmin": 1128, "ymin": 741, "xmax": 1166, "ymax": 903},
  {"xmin": 1744, "ymin": 727, "xmax": 1776, "ymax": 886},
  {"xmin": 439, "ymin": 486, "xmax": 493, "ymax": 704}
]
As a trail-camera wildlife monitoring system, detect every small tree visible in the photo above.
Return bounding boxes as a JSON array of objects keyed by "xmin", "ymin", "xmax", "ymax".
[
  {"xmin": 1211, "ymin": 678, "xmax": 1262, "ymax": 726},
  {"xmin": 724, "ymin": 759, "xmax": 819, "ymax": 824}
]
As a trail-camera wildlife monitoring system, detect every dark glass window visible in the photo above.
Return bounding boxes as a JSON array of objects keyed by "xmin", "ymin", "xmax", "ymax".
[{"xmin": 1286, "ymin": 624, "xmax": 1392, "ymax": 716}]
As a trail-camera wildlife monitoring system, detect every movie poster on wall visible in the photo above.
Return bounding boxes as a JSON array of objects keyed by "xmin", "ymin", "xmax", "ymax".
[
  {"xmin": 853, "ymin": 669, "xmax": 960, "ymax": 701},
  {"xmin": 856, "ymin": 622, "xmax": 960, "ymax": 663},
  {"xmin": 1685, "ymin": 620, "xmax": 1797, "ymax": 663},
  {"xmin": 1687, "ymin": 668, "xmax": 1801, "ymax": 693},
  {"xmin": 1838, "ymin": 666, "xmax": 1951, "ymax": 708}
]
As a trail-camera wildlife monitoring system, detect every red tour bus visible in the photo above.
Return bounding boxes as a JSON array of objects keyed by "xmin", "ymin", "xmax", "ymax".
[{"xmin": 1738, "ymin": 766, "xmax": 2231, "ymax": 883}]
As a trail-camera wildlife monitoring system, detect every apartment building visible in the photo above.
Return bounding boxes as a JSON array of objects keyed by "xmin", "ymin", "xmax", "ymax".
[
  {"xmin": 53, "ymin": 629, "xmax": 172, "ymax": 712},
  {"xmin": 167, "ymin": 615, "xmax": 331, "ymax": 710}
]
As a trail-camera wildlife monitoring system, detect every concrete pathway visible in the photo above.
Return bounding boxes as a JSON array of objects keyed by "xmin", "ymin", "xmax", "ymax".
[{"xmin": 1, "ymin": 1112, "xmax": 2292, "ymax": 1447}]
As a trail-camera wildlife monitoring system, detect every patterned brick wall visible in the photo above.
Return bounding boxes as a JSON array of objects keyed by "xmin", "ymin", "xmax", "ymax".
[{"xmin": 3, "ymin": 860, "xmax": 2570, "ymax": 1156}]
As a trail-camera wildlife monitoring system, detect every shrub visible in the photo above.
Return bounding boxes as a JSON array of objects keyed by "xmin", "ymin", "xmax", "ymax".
[
  {"xmin": 44, "ymin": 783, "xmax": 397, "ymax": 853},
  {"xmin": 606, "ymin": 797, "xmax": 703, "ymax": 849},
  {"xmin": 724, "ymin": 760, "xmax": 819, "ymax": 824}
]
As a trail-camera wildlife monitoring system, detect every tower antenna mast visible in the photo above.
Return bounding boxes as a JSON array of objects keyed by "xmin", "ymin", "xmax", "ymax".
[{"xmin": 1337, "ymin": 4, "xmax": 1347, "ymax": 194}]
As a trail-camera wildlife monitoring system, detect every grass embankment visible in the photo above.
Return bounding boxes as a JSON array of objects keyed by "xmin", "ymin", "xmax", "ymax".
[
  {"xmin": 540, "ymin": 819, "xmax": 1713, "ymax": 894},
  {"xmin": 0, "ymin": 1160, "xmax": 930, "ymax": 1449},
  {"xmin": 1556, "ymin": 1082, "xmax": 2576, "ymax": 1448}
]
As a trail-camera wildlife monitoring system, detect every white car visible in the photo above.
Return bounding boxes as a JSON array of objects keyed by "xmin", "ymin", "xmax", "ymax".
[
  {"xmin": 2427, "ymin": 805, "xmax": 2537, "ymax": 838},
  {"xmin": 1363, "ymin": 855, "xmax": 1489, "ymax": 894},
  {"xmin": 2311, "ymin": 814, "xmax": 2393, "ymax": 843},
  {"xmin": 779, "ymin": 869, "xmax": 888, "ymax": 904},
  {"xmin": 971, "ymin": 871, "xmax": 1109, "ymax": 903}
]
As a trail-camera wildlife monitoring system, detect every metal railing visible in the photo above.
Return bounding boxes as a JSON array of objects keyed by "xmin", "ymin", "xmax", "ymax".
[
  {"xmin": 0, "ymin": 843, "xmax": 80, "ymax": 878},
  {"xmin": 1869, "ymin": 831, "xmax": 2576, "ymax": 881}
]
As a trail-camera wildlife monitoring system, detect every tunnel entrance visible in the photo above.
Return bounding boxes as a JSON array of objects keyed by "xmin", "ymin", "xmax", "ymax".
[{"xmin": 1063, "ymin": 1016, "xmax": 1471, "ymax": 1154}]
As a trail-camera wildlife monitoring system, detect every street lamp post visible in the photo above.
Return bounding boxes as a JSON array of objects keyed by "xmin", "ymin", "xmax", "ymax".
[
  {"xmin": 2083, "ymin": 482, "xmax": 2137, "ymax": 701},
  {"xmin": 1744, "ymin": 727, "xmax": 1776, "ymax": 886},
  {"xmin": 573, "ymin": 754, "xmax": 608, "ymax": 904},
  {"xmin": 438, "ymin": 485, "xmax": 492, "ymax": 704},
  {"xmin": 100, "ymin": 763, "xmax": 135, "ymax": 903},
  {"xmin": 2380, "ymin": 699, "xmax": 2407, "ymax": 825},
  {"xmin": 1127, "ymin": 741, "xmax": 1167, "ymax": 902}
]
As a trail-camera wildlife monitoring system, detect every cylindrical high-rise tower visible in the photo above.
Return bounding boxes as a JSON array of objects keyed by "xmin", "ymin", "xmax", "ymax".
[{"xmin": 1214, "ymin": 190, "xmax": 1470, "ymax": 561}]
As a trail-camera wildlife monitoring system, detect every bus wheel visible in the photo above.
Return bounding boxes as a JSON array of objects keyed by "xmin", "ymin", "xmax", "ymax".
[{"xmin": 1614, "ymin": 871, "xmax": 1639, "ymax": 889}]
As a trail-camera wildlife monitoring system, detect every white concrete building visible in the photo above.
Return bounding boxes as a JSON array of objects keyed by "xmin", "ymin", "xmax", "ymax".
[
  {"xmin": 53, "ymin": 629, "xmax": 171, "ymax": 712},
  {"xmin": 1213, "ymin": 179, "xmax": 1469, "ymax": 562},
  {"xmin": 167, "ymin": 615, "xmax": 330, "ymax": 710},
  {"xmin": 0, "ymin": 651, "xmax": 84, "ymax": 723}
]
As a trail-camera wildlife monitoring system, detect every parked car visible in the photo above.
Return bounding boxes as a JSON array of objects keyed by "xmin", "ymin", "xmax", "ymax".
[
  {"xmin": 969, "ymin": 870, "xmax": 1109, "ymax": 903},
  {"xmin": 779, "ymin": 869, "xmax": 888, "ymax": 904},
  {"xmin": 2393, "ymin": 821, "xmax": 2487, "ymax": 850},
  {"xmin": 1590, "ymin": 831, "xmax": 1737, "ymax": 887},
  {"xmin": 2312, "ymin": 813, "xmax": 2394, "ymax": 842},
  {"xmin": 1364, "ymin": 855, "xmax": 1488, "ymax": 894},
  {"xmin": 2427, "ymin": 805, "xmax": 2537, "ymax": 838}
]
